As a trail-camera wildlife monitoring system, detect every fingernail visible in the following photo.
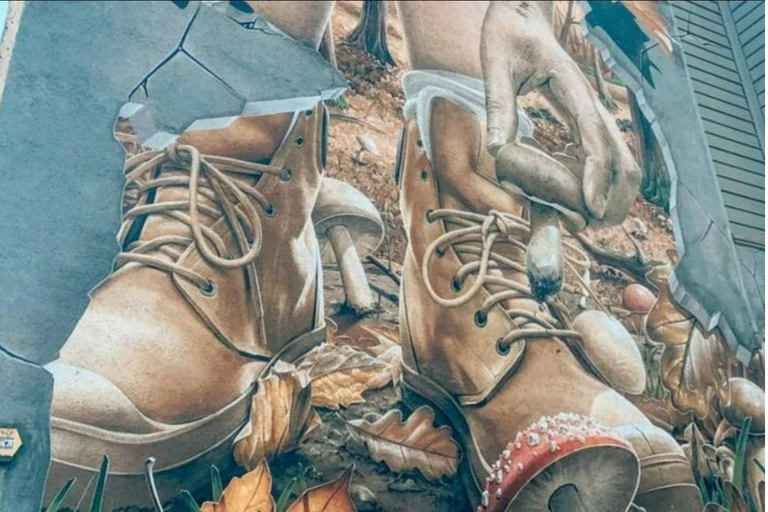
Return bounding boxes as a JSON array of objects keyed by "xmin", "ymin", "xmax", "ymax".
[{"xmin": 591, "ymin": 194, "xmax": 607, "ymax": 219}]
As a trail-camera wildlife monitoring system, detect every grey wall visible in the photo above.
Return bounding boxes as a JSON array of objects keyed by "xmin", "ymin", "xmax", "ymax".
[{"xmin": 671, "ymin": 1, "xmax": 765, "ymax": 250}]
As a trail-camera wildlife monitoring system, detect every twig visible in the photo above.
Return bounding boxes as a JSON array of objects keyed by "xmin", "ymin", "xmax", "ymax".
[
  {"xmin": 329, "ymin": 112, "xmax": 385, "ymax": 134},
  {"xmin": 366, "ymin": 254, "xmax": 401, "ymax": 285},
  {"xmin": 370, "ymin": 282, "xmax": 399, "ymax": 304},
  {"xmin": 575, "ymin": 232, "xmax": 655, "ymax": 288}
]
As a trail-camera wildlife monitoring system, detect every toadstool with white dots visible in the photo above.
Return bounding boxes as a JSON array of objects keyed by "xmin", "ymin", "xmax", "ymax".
[
  {"xmin": 313, "ymin": 178, "xmax": 385, "ymax": 315},
  {"xmin": 481, "ymin": 413, "xmax": 640, "ymax": 512}
]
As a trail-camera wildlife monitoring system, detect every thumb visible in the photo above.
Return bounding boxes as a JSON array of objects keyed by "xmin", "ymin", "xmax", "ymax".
[{"xmin": 481, "ymin": 26, "xmax": 517, "ymax": 157}]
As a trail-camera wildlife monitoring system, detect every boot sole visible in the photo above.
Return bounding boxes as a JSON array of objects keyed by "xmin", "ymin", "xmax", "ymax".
[
  {"xmin": 401, "ymin": 362, "xmax": 489, "ymax": 511},
  {"xmin": 45, "ymin": 324, "xmax": 326, "ymax": 510}
]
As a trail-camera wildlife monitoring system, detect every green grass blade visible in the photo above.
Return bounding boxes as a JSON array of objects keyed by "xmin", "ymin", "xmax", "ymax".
[
  {"xmin": 754, "ymin": 458, "xmax": 765, "ymax": 474},
  {"xmin": 89, "ymin": 455, "xmax": 110, "ymax": 512},
  {"xmin": 178, "ymin": 490, "xmax": 202, "ymax": 512},
  {"xmin": 275, "ymin": 478, "xmax": 296, "ymax": 512},
  {"xmin": 733, "ymin": 417, "xmax": 752, "ymax": 492},
  {"xmin": 45, "ymin": 478, "xmax": 76, "ymax": 512},
  {"xmin": 210, "ymin": 465, "xmax": 223, "ymax": 502}
]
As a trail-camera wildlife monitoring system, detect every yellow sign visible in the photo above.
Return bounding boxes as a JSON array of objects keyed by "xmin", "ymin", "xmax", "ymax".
[{"xmin": 0, "ymin": 428, "xmax": 22, "ymax": 461}]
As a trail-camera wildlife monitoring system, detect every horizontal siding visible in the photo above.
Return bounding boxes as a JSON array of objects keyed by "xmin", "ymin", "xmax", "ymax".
[
  {"xmin": 676, "ymin": 1, "xmax": 765, "ymax": 249},
  {"xmin": 718, "ymin": 175, "xmax": 765, "ymax": 201}
]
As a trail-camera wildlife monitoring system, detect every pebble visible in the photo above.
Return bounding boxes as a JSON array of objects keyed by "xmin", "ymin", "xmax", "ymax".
[{"xmin": 622, "ymin": 283, "xmax": 656, "ymax": 313}]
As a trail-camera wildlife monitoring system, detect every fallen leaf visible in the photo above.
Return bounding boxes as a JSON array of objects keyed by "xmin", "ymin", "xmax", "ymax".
[
  {"xmin": 233, "ymin": 363, "xmax": 319, "ymax": 469},
  {"xmin": 298, "ymin": 343, "xmax": 395, "ymax": 409},
  {"xmin": 345, "ymin": 406, "xmax": 460, "ymax": 481},
  {"xmin": 647, "ymin": 267, "xmax": 730, "ymax": 418},
  {"xmin": 285, "ymin": 466, "xmax": 356, "ymax": 512},
  {"xmin": 200, "ymin": 460, "xmax": 274, "ymax": 512},
  {"xmin": 621, "ymin": 1, "xmax": 673, "ymax": 58}
]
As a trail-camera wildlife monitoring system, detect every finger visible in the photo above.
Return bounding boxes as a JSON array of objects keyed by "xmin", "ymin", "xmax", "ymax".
[
  {"xmin": 546, "ymin": 64, "xmax": 613, "ymax": 219},
  {"xmin": 481, "ymin": 15, "xmax": 517, "ymax": 156}
]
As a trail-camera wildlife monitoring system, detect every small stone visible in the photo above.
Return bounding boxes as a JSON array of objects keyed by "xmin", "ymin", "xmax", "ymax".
[
  {"xmin": 496, "ymin": 488, "xmax": 503, "ymax": 499},
  {"xmin": 496, "ymin": 470, "xmax": 503, "ymax": 484},
  {"xmin": 527, "ymin": 432, "xmax": 540, "ymax": 446},
  {"xmin": 350, "ymin": 484, "xmax": 378, "ymax": 512},
  {"xmin": 502, "ymin": 448, "xmax": 511, "ymax": 459},
  {"xmin": 622, "ymin": 283, "xmax": 656, "ymax": 313},
  {"xmin": 481, "ymin": 490, "xmax": 490, "ymax": 507},
  {"xmin": 628, "ymin": 218, "xmax": 648, "ymax": 239}
]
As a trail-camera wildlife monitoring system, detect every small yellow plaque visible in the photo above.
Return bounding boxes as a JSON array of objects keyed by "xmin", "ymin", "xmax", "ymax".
[{"xmin": 0, "ymin": 428, "xmax": 22, "ymax": 461}]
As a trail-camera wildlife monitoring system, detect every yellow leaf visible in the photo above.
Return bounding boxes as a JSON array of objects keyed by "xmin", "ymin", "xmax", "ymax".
[
  {"xmin": 298, "ymin": 344, "xmax": 394, "ymax": 410},
  {"xmin": 346, "ymin": 406, "xmax": 460, "ymax": 481},
  {"xmin": 621, "ymin": 1, "xmax": 673, "ymax": 58},
  {"xmin": 233, "ymin": 363, "xmax": 319, "ymax": 469},
  {"xmin": 285, "ymin": 466, "xmax": 355, "ymax": 512},
  {"xmin": 200, "ymin": 460, "xmax": 274, "ymax": 512}
]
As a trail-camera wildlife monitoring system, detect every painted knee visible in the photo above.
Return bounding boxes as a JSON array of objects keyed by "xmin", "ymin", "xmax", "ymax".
[{"xmin": 614, "ymin": 424, "xmax": 703, "ymax": 512}]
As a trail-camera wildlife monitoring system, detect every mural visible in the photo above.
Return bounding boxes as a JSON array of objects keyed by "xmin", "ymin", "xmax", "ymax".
[{"xmin": 0, "ymin": 1, "xmax": 763, "ymax": 511}]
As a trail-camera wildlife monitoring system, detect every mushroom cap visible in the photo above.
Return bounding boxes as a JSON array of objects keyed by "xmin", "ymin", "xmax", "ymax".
[
  {"xmin": 572, "ymin": 310, "xmax": 646, "ymax": 395},
  {"xmin": 622, "ymin": 284, "xmax": 656, "ymax": 313},
  {"xmin": 482, "ymin": 414, "xmax": 640, "ymax": 512},
  {"xmin": 356, "ymin": 134, "xmax": 379, "ymax": 155},
  {"xmin": 312, "ymin": 178, "xmax": 385, "ymax": 263},
  {"xmin": 721, "ymin": 377, "xmax": 765, "ymax": 434}
]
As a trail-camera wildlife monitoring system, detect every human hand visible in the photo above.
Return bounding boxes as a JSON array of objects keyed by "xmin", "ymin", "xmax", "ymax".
[{"xmin": 481, "ymin": 1, "xmax": 640, "ymax": 226}]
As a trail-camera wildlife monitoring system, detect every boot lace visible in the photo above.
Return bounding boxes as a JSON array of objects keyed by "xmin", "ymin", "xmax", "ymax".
[
  {"xmin": 115, "ymin": 143, "xmax": 287, "ymax": 292},
  {"xmin": 422, "ymin": 209, "xmax": 590, "ymax": 354}
]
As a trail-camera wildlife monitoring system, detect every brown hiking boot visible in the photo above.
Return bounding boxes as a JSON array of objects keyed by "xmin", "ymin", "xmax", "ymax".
[
  {"xmin": 44, "ymin": 105, "xmax": 328, "ymax": 508},
  {"xmin": 396, "ymin": 97, "xmax": 703, "ymax": 511}
]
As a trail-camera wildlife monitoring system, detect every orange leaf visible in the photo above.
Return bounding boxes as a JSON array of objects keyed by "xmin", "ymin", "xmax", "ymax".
[
  {"xmin": 200, "ymin": 460, "xmax": 274, "ymax": 512},
  {"xmin": 285, "ymin": 466, "xmax": 356, "ymax": 512}
]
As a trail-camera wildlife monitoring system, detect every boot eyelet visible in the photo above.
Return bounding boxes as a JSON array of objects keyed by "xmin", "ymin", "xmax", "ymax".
[
  {"xmin": 416, "ymin": 138, "xmax": 423, "ymax": 148},
  {"xmin": 264, "ymin": 204, "xmax": 275, "ymax": 217},
  {"xmin": 474, "ymin": 310, "xmax": 487, "ymax": 327},
  {"xmin": 280, "ymin": 169, "xmax": 292, "ymax": 181},
  {"xmin": 426, "ymin": 209, "xmax": 435, "ymax": 223},
  {"xmin": 451, "ymin": 276, "xmax": 462, "ymax": 292},
  {"xmin": 200, "ymin": 281, "xmax": 217, "ymax": 297},
  {"xmin": 435, "ymin": 246, "xmax": 446, "ymax": 258},
  {"xmin": 294, "ymin": 136, "xmax": 304, "ymax": 147},
  {"xmin": 496, "ymin": 338, "xmax": 510, "ymax": 356},
  {"xmin": 420, "ymin": 170, "xmax": 428, "ymax": 182},
  {"xmin": 305, "ymin": 109, "xmax": 313, "ymax": 116}
]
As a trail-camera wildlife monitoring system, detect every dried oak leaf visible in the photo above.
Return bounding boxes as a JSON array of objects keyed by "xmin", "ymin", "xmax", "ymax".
[
  {"xmin": 621, "ymin": 1, "xmax": 673, "ymax": 58},
  {"xmin": 233, "ymin": 362, "xmax": 320, "ymax": 469},
  {"xmin": 346, "ymin": 406, "xmax": 460, "ymax": 481},
  {"xmin": 285, "ymin": 466, "xmax": 355, "ymax": 512},
  {"xmin": 298, "ymin": 343, "xmax": 395, "ymax": 410},
  {"xmin": 200, "ymin": 459, "xmax": 274, "ymax": 512}
]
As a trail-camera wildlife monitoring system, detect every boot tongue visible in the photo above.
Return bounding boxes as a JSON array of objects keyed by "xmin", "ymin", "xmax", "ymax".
[{"xmin": 129, "ymin": 113, "xmax": 292, "ymax": 262}]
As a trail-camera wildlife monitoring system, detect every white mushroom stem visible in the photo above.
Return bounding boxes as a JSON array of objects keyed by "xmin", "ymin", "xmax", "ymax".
[
  {"xmin": 526, "ymin": 203, "xmax": 564, "ymax": 302},
  {"xmin": 549, "ymin": 484, "xmax": 588, "ymax": 512},
  {"xmin": 354, "ymin": 148, "xmax": 367, "ymax": 165},
  {"xmin": 327, "ymin": 224, "xmax": 374, "ymax": 313}
]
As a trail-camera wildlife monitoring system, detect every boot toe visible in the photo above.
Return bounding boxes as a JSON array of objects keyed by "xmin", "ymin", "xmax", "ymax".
[{"xmin": 47, "ymin": 361, "xmax": 161, "ymax": 434}]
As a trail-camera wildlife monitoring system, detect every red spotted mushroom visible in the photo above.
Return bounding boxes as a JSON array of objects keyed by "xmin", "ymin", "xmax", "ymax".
[{"xmin": 481, "ymin": 413, "xmax": 640, "ymax": 512}]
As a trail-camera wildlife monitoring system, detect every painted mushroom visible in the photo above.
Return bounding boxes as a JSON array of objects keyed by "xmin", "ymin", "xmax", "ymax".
[
  {"xmin": 481, "ymin": 413, "xmax": 640, "ymax": 512},
  {"xmin": 719, "ymin": 377, "xmax": 765, "ymax": 434},
  {"xmin": 313, "ymin": 178, "xmax": 385, "ymax": 315},
  {"xmin": 354, "ymin": 134, "xmax": 380, "ymax": 165}
]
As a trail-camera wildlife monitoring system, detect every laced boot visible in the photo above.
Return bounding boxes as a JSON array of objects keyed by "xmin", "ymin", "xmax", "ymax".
[
  {"xmin": 396, "ymin": 97, "xmax": 702, "ymax": 511},
  {"xmin": 44, "ymin": 105, "xmax": 328, "ymax": 508}
]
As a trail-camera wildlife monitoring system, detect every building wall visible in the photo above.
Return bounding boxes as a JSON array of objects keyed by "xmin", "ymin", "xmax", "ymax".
[{"xmin": 671, "ymin": 1, "xmax": 765, "ymax": 250}]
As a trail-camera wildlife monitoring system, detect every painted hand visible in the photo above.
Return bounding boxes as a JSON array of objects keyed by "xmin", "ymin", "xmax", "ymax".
[{"xmin": 481, "ymin": 1, "xmax": 640, "ymax": 226}]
